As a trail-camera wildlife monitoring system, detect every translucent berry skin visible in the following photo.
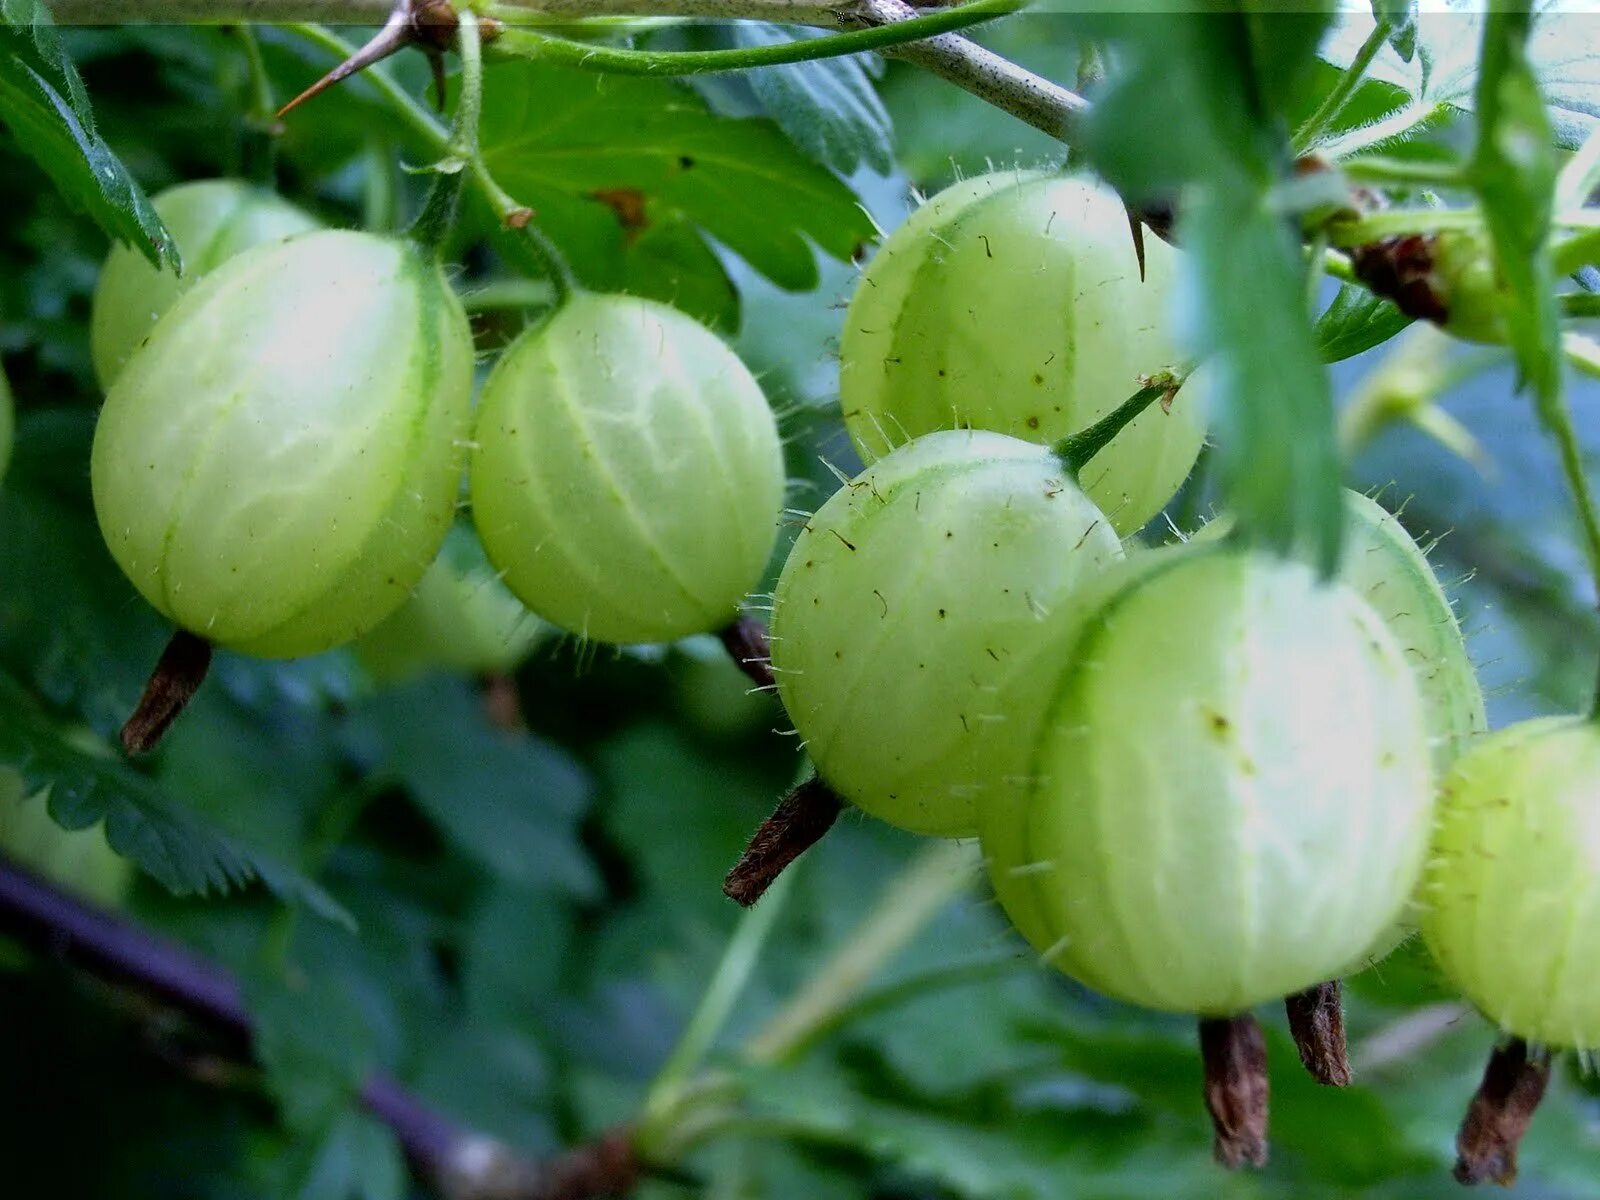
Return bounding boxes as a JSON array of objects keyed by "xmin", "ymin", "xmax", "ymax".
[
  {"xmin": 770, "ymin": 429, "xmax": 1124, "ymax": 838},
  {"xmin": 470, "ymin": 292, "xmax": 785, "ymax": 645},
  {"xmin": 839, "ymin": 171, "xmax": 1203, "ymax": 535},
  {"xmin": 92, "ymin": 230, "xmax": 474, "ymax": 658},
  {"xmin": 983, "ymin": 546, "xmax": 1435, "ymax": 1015},
  {"xmin": 356, "ymin": 522, "xmax": 543, "ymax": 682},
  {"xmin": 1423, "ymin": 717, "xmax": 1600, "ymax": 1049},
  {"xmin": 0, "ymin": 364, "xmax": 12, "ymax": 486},
  {"xmin": 1194, "ymin": 490, "xmax": 1486, "ymax": 776},
  {"xmin": 90, "ymin": 179, "xmax": 319, "ymax": 388}
]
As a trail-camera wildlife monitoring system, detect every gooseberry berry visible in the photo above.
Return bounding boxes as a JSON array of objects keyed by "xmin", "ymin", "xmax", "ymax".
[{"xmin": 470, "ymin": 292, "xmax": 785, "ymax": 645}]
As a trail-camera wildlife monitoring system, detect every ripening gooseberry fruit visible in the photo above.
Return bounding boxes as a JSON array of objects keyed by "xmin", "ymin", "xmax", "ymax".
[
  {"xmin": 470, "ymin": 292, "xmax": 785, "ymax": 645},
  {"xmin": 355, "ymin": 522, "xmax": 544, "ymax": 682},
  {"xmin": 0, "ymin": 769, "xmax": 131, "ymax": 907},
  {"xmin": 1422, "ymin": 717, "xmax": 1600, "ymax": 1048},
  {"xmin": 1191, "ymin": 489, "xmax": 1485, "ymax": 775},
  {"xmin": 982, "ymin": 543, "xmax": 1435, "ymax": 1014},
  {"xmin": 91, "ymin": 179, "xmax": 319, "ymax": 388},
  {"xmin": 839, "ymin": 171, "xmax": 1203, "ymax": 534},
  {"xmin": 770, "ymin": 428, "xmax": 1124, "ymax": 837},
  {"xmin": 92, "ymin": 229, "xmax": 474, "ymax": 658}
]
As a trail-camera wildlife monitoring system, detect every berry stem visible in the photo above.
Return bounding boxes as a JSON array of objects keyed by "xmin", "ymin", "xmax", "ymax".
[
  {"xmin": 723, "ymin": 777, "xmax": 844, "ymax": 907},
  {"xmin": 121, "ymin": 630, "xmax": 213, "ymax": 755},
  {"xmin": 1454, "ymin": 1038, "xmax": 1551, "ymax": 1186},
  {"xmin": 408, "ymin": 9, "xmax": 485, "ymax": 251},
  {"xmin": 1198, "ymin": 1014, "xmax": 1270, "ymax": 1169},
  {"xmin": 490, "ymin": 0, "xmax": 1026, "ymax": 75},
  {"xmin": 1291, "ymin": 16, "xmax": 1392, "ymax": 155},
  {"xmin": 1283, "ymin": 979, "xmax": 1352, "ymax": 1086},
  {"xmin": 1053, "ymin": 375, "xmax": 1183, "ymax": 479}
]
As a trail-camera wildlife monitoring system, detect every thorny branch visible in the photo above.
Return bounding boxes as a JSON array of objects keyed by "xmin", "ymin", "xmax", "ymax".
[{"xmin": 0, "ymin": 857, "xmax": 638, "ymax": 1200}]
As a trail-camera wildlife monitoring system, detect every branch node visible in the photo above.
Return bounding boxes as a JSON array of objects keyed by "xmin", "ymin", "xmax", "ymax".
[
  {"xmin": 121, "ymin": 630, "xmax": 213, "ymax": 755},
  {"xmin": 1454, "ymin": 1037, "xmax": 1551, "ymax": 1186},
  {"xmin": 723, "ymin": 777, "xmax": 843, "ymax": 906},
  {"xmin": 1199, "ymin": 1014, "xmax": 1270, "ymax": 1169},
  {"xmin": 1284, "ymin": 979, "xmax": 1352, "ymax": 1086}
]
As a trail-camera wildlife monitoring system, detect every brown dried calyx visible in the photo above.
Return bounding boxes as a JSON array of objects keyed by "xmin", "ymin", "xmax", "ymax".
[
  {"xmin": 1199, "ymin": 1014, "xmax": 1270, "ymax": 1168},
  {"xmin": 1284, "ymin": 979, "xmax": 1352, "ymax": 1087},
  {"xmin": 723, "ymin": 776, "xmax": 844, "ymax": 907},
  {"xmin": 121, "ymin": 630, "xmax": 213, "ymax": 755},
  {"xmin": 1454, "ymin": 1038, "xmax": 1551, "ymax": 1186}
]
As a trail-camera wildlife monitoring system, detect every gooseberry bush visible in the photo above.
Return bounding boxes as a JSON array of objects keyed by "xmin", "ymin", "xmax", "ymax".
[{"xmin": 7, "ymin": 3, "xmax": 1600, "ymax": 1198}]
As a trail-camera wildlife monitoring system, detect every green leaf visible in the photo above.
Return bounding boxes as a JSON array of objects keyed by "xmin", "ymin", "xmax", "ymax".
[
  {"xmin": 1315, "ymin": 282, "xmax": 1413, "ymax": 362},
  {"xmin": 721, "ymin": 25, "xmax": 894, "ymax": 176},
  {"xmin": 1320, "ymin": 4, "xmax": 1600, "ymax": 149},
  {"xmin": 0, "ymin": 670, "xmax": 352, "ymax": 924},
  {"xmin": 1471, "ymin": 8, "xmax": 1562, "ymax": 409},
  {"xmin": 1084, "ymin": 12, "xmax": 1343, "ymax": 571},
  {"xmin": 249, "ymin": 970, "xmax": 381, "ymax": 1134},
  {"xmin": 359, "ymin": 677, "xmax": 598, "ymax": 899},
  {"xmin": 266, "ymin": 1110, "xmax": 405, "ymax": 1200},
  {"xmin": 0, "ymin": 0, "xmax": 176, "ymax": 270},
  {"xmin": 476, "ymin": 61, "xmax": 874, "ymax": 293}
]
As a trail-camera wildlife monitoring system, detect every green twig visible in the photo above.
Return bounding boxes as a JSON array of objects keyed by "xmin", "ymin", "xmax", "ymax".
[
  {"xmin": 1338, "ymin": 156, "xmax": 1468, "ymax": 189},
  {"xmin": 1537, "ymin": 359, "xmax": 1600, "ymax": 718},
  {"xmin": 492, "ymin": 0, "xmax": 1025, "ymax": 75},
  {"xmin": 1054, "ymin": 376, "xmax": 1184, "ymax": 478},
  {"xmin": 1326, "ymin": 206, "xmax": 1480, "ymax": 246},
  {"xmin": 641, "ymin": 869, "xmax": 795, "ymax": 1134},
  {"xmin": 285, "ymin": 23, "xmax": 578, "ymax": 301},
  {"xmin": 231, "ymin": 24, "xmax": 278, "ymax": 183},
  {"xmin": 1293, "ymin": 17, "xmax": 1392, "ymax": 155},
  {"xmin": 1561, "ymin": 291, "xmax": 1600, "ymax": 320},
  {"xmin": 409, "ymin": 10, "xmax": 485, "ymax": 250},
  {"xmin": 462, "ymin": 278, "xmax": 557, "ymax": 313},
  {"xmin": 745, "ymin": 841, "xmax": 978, "ymax": 1065}
]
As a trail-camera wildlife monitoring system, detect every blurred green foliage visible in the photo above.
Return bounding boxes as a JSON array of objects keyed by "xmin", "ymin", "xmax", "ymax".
[{"xmin": 2, "ymin": 7, "xmax": 1600, "ymax": 1200}]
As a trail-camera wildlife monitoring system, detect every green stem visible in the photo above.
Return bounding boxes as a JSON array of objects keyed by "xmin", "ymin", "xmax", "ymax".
[
  {"xmin": 1321, "ymin": 247, "xmax": 1357, "ymax": 284},
  {"xmin": 745, "ymin": 841, "xmax": 977, "ymax": 1065},
  {"xmin": 1535, "ymin": 372, "xmax": 1600, "ymax": 719},
  {"xmin": 1561, "ymin": 291, "xmax": 1600, "ymax": 320},
  {"xmin": 1326, "ymin": 205, "xmax": 1480, "ymax": 247},
  {"xmin": 462, "ymin": 278, "xmax": 557, "ymax": 312},
  {"xmin": 231, "ymin": 24, "xmax": 277, "ymax": 184},
  {"xmin": 640, "ymin": 868, "xmax": 794, "ymax": 1138},
  {"xmin": 362, "ymin": 136, "xmax": 399, "ymax": 233},
  {"xmin": 1552, "ymin": 226, "xmax": 1600, "ymax": 276},
  {"xmin": 1292, "ymin": 17, "xmax": 1391, "ymax": 155},
  {"xmin": 1338, "ymin": 155, "xmax": 1467, "ymax": 189},
  {"xmin": 409, "ymin": 10, "xmax": 485, "ymax": 250},
  {"xmin": 1053, "ymin": 375, "xmax": 1184, "ymax": 478},
  {"xmin": 286, "ymin": 23, "xmax": 579, "ymax": 301},
  {"xmin": 491, "ymin": 0, "xmax": 1026, "ymax": 75}
]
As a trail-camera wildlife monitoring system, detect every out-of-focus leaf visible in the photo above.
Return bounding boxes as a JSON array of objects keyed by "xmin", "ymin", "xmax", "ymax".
[
  {"xmin": 0, "ymin": 0, "xmax": 175, "ymax": 269},
  {"xmin": 1372, "ymin": 0, "xmax": 1420, "ymax": 62},
  {"xmin": 249, "ymin": 970, "xmax": 381, "ymax": 1133},
  {"xmin": 261, "ymin": 1109, "xmax": 405, "ymax": 1200},
  {"xmin": 1471, "ymin": 9, "xmax": 1562, "ymax": 407},
  {"xmin": 1316, "ymin": 282, "xmax": 1414, "ymax": 362},
  {"xmin": 0, "ymin": 671, "xmax": 351, "ymax": 923},
  {"xmin": 359, "ymin": 677, "xmax": 598, "ymax": 900},
  {"xmin": 720, "ymin": 24, "xmax": 893, "ymax": 176},
  {"xmin": 1085, "ymin": 11, "xmax": 1343, "ymax": 571}
]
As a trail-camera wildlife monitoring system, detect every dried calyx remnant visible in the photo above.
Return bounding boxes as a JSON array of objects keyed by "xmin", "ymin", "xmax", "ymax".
[
  {"xmin": 121, "ymin": 630, "xmax": 213, "ymax": 755},
  {"xmin": 723, "ymin": 776, "xmax": 844, "ymax": 907},
  {"xmin": 1284, "ymin": 979, "xmax": 1352, "ymax": 1087},
  {"xmin": 1349, "ymin": 234, "xmax": 1451, "ymax": 326},
  {"xmin": 1199, "ymin": 1014, "xmax": 1270, "ymax": 1169},
  {"xmin": 1454, "ymin": 1038, "xmax": 1552, "ymax": 1186}
]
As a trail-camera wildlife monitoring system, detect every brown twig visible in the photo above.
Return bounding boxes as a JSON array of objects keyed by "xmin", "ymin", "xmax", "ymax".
[
  {"xmin": 0, "ymin": 855, "xmax": 637, "ymax": 1200},
  {"xmin": 1454, "ymin": 1038, "xmax": 1551, "ymax": 1186},
  {"xmin": 1284, "ymin": 979, "xmax": 1352, "ymax": 1086},
  {"xmin": 723, "ymin": 777, "xmax": 844, "ymax": 906},
  {"xmin": 1198, "ymin": 1014, "xmax": 1270, "ymax": 1168},
  {"xmin": 121, "ymin": 630, "xmax": 213, "ymax": 755}
]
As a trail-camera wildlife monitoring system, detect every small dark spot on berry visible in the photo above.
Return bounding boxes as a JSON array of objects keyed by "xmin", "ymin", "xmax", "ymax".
[
  {"xmin": 678, "ymin": 154, "xmax": 696, "ymax": 169},
  {"xmin": 1209, "ymin": 711, "xmax": 1230, "ymax": 735},
  {"xmin": 938, "ymin": 608, "xmax": 946, "ymax": 618},
  {"xmin": 1032, "ymin": 373, "xmax": 1044, "ymax": 385},
  {"xmin": 1026, "ymin": 416, "xmax": 1040, "ymax": 429}
]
